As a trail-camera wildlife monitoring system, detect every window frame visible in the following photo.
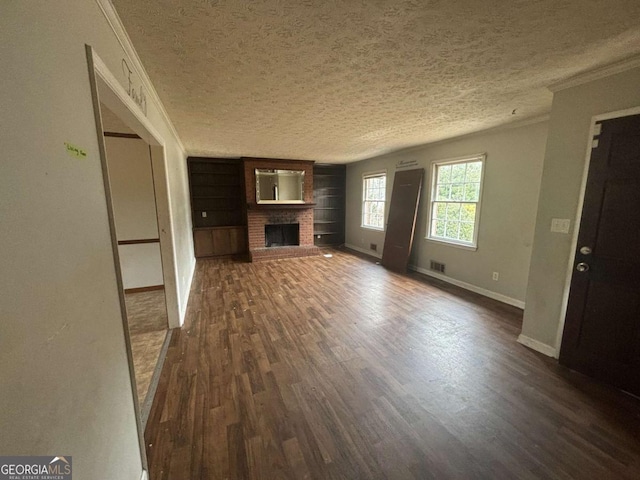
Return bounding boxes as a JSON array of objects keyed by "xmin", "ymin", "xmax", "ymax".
[
  {"xmin": 426, "ymin": 154, "xmax": 486, "ymax": 250},
  {"xmin": 361, "ymin": 170, "xmax": 387, "ymax": 231}
]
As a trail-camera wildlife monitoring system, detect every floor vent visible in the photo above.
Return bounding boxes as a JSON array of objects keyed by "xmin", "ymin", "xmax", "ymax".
[{"xmin": 430, "ymin": 261, "xmax": 445, "ymax": 274}]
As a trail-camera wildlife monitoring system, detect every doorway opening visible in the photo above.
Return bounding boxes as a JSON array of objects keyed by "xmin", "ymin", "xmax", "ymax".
[
  {"xmin": 100, "ymin": 105, "xmax": 170, "ymax": 421},
  {"xmin": 86, "ymin": 45, "xmax": 182, "ymax": 472}
]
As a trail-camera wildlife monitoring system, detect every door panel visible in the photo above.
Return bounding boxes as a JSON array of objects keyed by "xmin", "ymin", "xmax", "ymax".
[
  {"xmin": 228, "ymin": 226, "xmax": 247, "ymax": 254},
  {"xmin": 194, "ymin": 229, "xmax": 214, "ymax": 257},
  {"xmin": 560, "ymin": 114, "xmax": 640, "ymax": 396},
  {"xmin": 212, "ymin": 228, "xmax": 232, "ymax": 255},
  {"xmin": 597, "ymin": 183, "xmax": 640, "ymax": 256},
  {"xmin": 381, "ymin": 169, "xmax": 423, "ymax": 272}
]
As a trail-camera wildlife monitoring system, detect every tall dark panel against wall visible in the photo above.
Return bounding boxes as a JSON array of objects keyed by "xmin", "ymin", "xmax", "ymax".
[
  {"xmin": 187, "ymin": 157, "xmax": 247, "ymax": 257},
  {"xmin": 313, "ymin": 164, "xmax": 346, "ymax": 246}
]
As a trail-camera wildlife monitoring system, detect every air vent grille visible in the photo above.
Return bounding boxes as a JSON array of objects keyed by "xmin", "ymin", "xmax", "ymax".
[{"xmin": 430, "ymin": 260, "xmax": 445, "ymax": 273}]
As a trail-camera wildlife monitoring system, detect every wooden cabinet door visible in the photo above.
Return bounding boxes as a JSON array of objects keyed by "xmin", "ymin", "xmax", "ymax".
[
  {"xmin": 228, "ymin": 227, "xmax": 247, "ymax": 254},
  {"xmin": 194, "ymin": 230, "xmax": 214, "ymax": 257},
  {"xmin": 194, "ymin": 227, "xmax": 247, "ymax": 257},
  {"xmin": 212, "ymin": 228, "xmax": 232, "ymax": 255}
]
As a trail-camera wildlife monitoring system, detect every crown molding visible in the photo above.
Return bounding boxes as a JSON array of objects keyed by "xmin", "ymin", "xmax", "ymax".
[
  {"xmin": 94, "ymin": 0, "xmax": 186, "ymax": 155},
  {"xmin": 489, "ymin": 113, "xmax": 550, "ymax": 131},
  {"xmin": 355, "ymin": 113, "xmax": 551, "ymax": 163},
  {"xmin": 548, "ymin": 54, "xmax": 640, "ymax": 92}
]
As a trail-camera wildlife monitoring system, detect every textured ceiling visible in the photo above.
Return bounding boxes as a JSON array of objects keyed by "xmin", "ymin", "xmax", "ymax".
[{"xmin": 111, "ymin": 0, "xmax": 640, "ymax": 162}]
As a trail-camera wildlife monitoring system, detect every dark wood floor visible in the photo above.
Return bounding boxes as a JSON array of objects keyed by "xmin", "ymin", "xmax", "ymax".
[{"xmin": 145, "ymin": 249, "xmax": 640, "ymax": 479}]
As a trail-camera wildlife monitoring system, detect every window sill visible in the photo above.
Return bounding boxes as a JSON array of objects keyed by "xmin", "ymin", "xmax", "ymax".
[
  {"xmin": 362, "ymin": 225, "xmax": 385, "ymax": 232},
  {"xmin": 425, "ymin": 237, "xmax": 477, "ymax": 251}
]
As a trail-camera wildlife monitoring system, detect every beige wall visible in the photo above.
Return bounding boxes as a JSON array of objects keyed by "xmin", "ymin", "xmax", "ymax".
[
  {"xmin": 106, "ymin": 136, "xmax": 164, "ymax": 289},
  {"xmin": 105, "ymin": 137, "xmax": 159, "ymax": 240},
  {"xmin": 0, "ymin": 1, "xmax": 193, "ymax": 479},
  {"xmin": 521, "ymin": 67, "xmax": 640, "ymax": 352},
  {"xmin": 346, "ymin": 121, "xmax": 548, "ymax": 306}
]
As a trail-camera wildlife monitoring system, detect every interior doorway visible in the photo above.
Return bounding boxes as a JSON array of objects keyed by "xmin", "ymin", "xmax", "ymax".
[
  {"xmin": 85, "ymin": 45, "xmax": 183, "ymax": 472},
  {"xmin": 559, "ymin": 111, "xmax": 640, "ymax": 397},
  {"xmin": 100, "ymin": 104, "xmax": 170, "ymax": 420}
]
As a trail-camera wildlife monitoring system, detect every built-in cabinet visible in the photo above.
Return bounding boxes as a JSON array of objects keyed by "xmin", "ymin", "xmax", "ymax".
[
  {"xmin": 188, "ymin": 157, "xmax": 247, "ymax": 257},
  {"xmin": 313, "ymin": 164, "xmax": 346, "ymax": 246},
  {"xmin": 188, "ymin": 158, "xmax": 344, "ymax": 255},
  {"xmin": 193, "ymin": 226, "xmax": 247, "ymax": 256}
]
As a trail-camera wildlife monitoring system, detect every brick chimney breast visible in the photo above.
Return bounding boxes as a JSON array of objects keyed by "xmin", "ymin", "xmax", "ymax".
[{"xmin": 243, "ymin": 158, "xmax": 320, "ymax": 261}]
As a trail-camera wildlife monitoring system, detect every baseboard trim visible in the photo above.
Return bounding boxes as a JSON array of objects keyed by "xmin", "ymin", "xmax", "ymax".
[
  {"xmin": 179, "ymin": 257, "xmax": 197, "ymax": 326},
  {"xmin": 409, "ymin": 265, "xmax": 526, "ymax": 309},
  {"xmin": 140, "ymin": 328, "xmax": 173, "ymax": 429},
  {"xmin": 124, "ymin": 285, "xmax": 164, "ymax": 294},
  {"xmin": 344, "ymin": 243, "xmax": 382, "ymax": 259},
  {"xmin": 517, "ymin": 334, "xmax": 557, "ymax": 358}
]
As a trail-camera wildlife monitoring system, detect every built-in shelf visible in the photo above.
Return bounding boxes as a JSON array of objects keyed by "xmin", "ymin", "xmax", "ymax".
[
  {"xmin": 193, "ymin": 225, "xmax": 244, "ymax": 231},
  {"xmin": 247, "ymin": 203, "xmax": 316, "ymax": 210},
  {"xmin": 193, "ymin": 195, "xmax": 239, "ymax": 199},
  {"xmin": 313, "ymin": 164, "xmax": 346, "ymax": 247},
  {"xmin": 188, "ymin": 157, "xmax": 247, "ymax": 257}
]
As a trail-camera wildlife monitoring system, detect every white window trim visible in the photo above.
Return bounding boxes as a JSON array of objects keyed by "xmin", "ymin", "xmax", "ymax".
[
  {"xmin": 361, "ymin": 169, "xmax": 387, "ymax": 231},
  {"xmin": 425, "ymin": 154, "xmax": 486, "ymax": 250}
]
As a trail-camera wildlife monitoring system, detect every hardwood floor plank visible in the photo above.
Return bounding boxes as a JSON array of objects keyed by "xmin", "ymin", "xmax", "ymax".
[{"xmin": 145, "ymin": 250, "xmax": 640, "ymax": 479}]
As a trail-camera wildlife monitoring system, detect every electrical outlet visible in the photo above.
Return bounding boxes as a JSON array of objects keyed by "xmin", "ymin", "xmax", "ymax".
[
  {"xmin": 492, "ymin": 272, "xmax": 499, "ymax": 281},
  {"xmin": 370, "ymin": 243, "xmax": 377, "ymax": 251},
  {"xmin": 201, "ymin": 211, "xmax": 207, "ymax": 218}
]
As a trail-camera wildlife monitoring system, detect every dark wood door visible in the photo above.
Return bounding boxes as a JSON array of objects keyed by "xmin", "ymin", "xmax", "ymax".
[
  {"xmin": 560, "ymin": 114, "xmax": 640, "ymax": 396},
  {"xmin": 381, "ymin": 168, "xmax": 423, "ymax": 272}
]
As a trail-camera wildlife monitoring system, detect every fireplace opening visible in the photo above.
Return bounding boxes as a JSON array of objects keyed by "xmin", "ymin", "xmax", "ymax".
[{"xmin": 265, "ymin": 223, "xmax": 299, "ymax": 247}]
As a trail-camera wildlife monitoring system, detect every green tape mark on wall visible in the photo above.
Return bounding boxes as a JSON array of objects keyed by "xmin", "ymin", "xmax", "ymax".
[{"xmin": 64, "ymin": 142, "xmax": 87, "ymax": 159}]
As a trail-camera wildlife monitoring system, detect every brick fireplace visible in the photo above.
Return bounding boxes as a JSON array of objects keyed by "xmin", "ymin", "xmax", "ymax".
[{"xmin": 243, "ymin": 158, "xmax": 320, "ymax": 262}]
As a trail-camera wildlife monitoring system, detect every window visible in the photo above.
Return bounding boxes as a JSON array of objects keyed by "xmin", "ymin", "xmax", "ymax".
[
  {"xmin": 362, "ymin": 172, "xmax": 386, "ymax": 230},
  {"xmin": 428, "ymin": 155, "xmax": 485, "ymax": 248}
]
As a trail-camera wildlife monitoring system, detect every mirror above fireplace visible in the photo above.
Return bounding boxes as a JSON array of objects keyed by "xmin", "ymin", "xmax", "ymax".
[{"xmin": 256, "ymin": 169, "xmax": 305, "ymax": 204}]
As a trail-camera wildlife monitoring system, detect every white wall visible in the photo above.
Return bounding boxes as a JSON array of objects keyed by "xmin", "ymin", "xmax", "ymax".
[
  {"xmin": 521, "ymin": 66, "xmax": 640, "ymax": 354},
  {"xmin": 0, "ymin": 1, "xmax": 193, "ymax": 478},
  {"xmin": 105, "ymin": 136, "xmax": 164, "ymax": 289},
  {"xmin": 118, "ymin": 244, "xmax": 164, "ymax": 289},
  {"xmin": 346, "ymin": 120, "xmax": 548, "ymax": 306}
]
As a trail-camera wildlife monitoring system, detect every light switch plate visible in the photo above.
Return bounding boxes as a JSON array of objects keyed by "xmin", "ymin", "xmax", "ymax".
[
  {"xmin": 202, "ymin": 211, "xmax": 207, "ymax": 218},
  {"xmin": 551, "ymin": 218, "xmax": 570, "ymax": 234}
]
